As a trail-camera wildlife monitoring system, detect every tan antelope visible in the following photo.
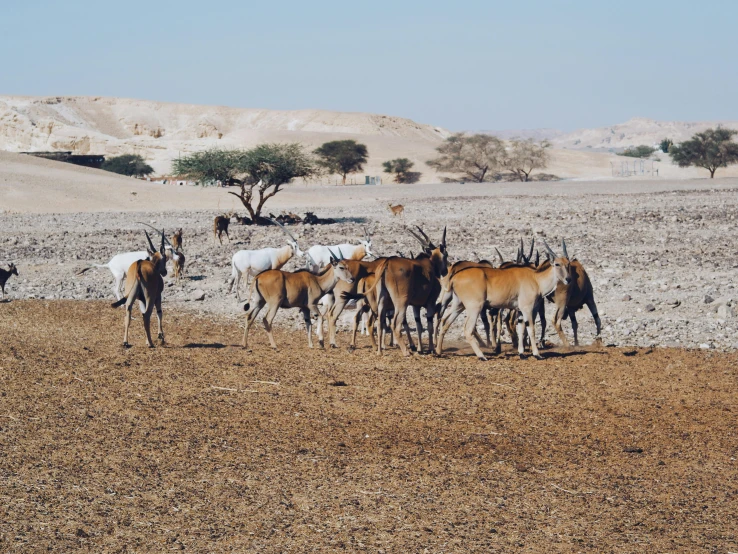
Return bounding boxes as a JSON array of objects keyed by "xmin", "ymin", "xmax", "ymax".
[
  {"xmin": 387, "ymin": 203, "xmax": 404, "ymax": 217},
  {"xmin": 346, "ymin": 227, "xmax": 448, "ymax": 356},
  {"xmin": 242, "ymin": 250, "xmax": 356, "ymax": 350},
  {"xmin": 171, "ymin": 228, "xmax": 183, "ymax": 251},
  {"xmin": 111, "ymin": 230, "xmax": 168, "ymax": 348},
  {"xmin": 436, "ymin": 239, "xmax": 570, "ymax": 360},
  {"xmin": 214, "ymin": 213, "xmax": 233, "ymax": 245},
  {"xmin": 0, "ymin": 263, "xmax": 19, "ymax": 300}
]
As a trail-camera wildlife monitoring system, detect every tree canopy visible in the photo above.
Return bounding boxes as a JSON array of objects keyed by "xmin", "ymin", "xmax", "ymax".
[
  {"xmin": 382, "ymin": 158, "xmax": 421, "ymax": 183},
  {"xmin": 101, "ymin": 154, "xmax": 154, "ymax": 177},
  {"xmin": 313, "ymin": 140, "xmax": 368, "ymax": 185},
  {"xmin": 503, "ymin": 139, "xmax": 550, "ymax": 181},
  {"xmin": 426, "ymin": 133, "xmax": 505, "ymax": 183},
  {"xmin": 172, "ymin": 144, "xmax": 317, "ymax": 222},
  {"xmin": 620, "ymin": 145, "xmax": 656, "ymax": 158},
  {"xmin": 669, "ymin": 128, "xmax": 738, "ymax": 178}
]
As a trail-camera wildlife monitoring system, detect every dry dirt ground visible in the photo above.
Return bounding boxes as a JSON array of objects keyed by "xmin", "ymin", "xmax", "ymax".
[{"xmin": 1, "ymin": 301, "xmax": 736, "ymax": 552}]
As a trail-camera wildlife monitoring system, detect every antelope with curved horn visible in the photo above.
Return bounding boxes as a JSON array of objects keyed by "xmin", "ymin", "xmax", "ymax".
[
  {"xmin": 227, "ymin": 219, "xmax": 305, "ymax": 301},
  {"xmin": 436, "ymin": 238, "xmax": 570, "ymax": 360},
  {"xmin": 111, "ymin": 230, "xmax": 168, "ymax": 348},
  {"xmin": 242, "ymin": 249, "xmax": 356, "ymax": 350},
  {"xmin": 305, "ymin": 226, "xmax": 374, "ymax": 272}
]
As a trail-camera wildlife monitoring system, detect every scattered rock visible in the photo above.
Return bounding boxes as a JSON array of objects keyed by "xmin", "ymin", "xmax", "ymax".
[
  {"xmin": 645, "ymin": 304, "xmax": 656, "ymax": 312},
  {"xmin": 190, "ymin": 290, "xmax": 205, "ymax": 302},
  {"xmin": 704, "ymin": 295, "xmax": 714, "ymax": 304}
]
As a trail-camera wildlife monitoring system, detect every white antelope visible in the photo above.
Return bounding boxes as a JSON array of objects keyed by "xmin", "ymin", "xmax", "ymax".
[
  {"xmin": 242, "ymin": 249, "xmax": 356, "ymax": 350},
  {"xmin": 305, "ymin": 227, "xmax": 373, "ymax": 272},
  {"xmin": 436, "ymin": 240, "xmax": 571, "ymax": 360},
  {"xmin": 227, "ymin": 220, "xmax": 305, "ymax": 302}
]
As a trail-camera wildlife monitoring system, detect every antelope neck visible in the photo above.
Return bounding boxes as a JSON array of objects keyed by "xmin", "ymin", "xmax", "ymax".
[{"xmin": 534, "ymin": 264, "xmax": 559, "ymax": 298}]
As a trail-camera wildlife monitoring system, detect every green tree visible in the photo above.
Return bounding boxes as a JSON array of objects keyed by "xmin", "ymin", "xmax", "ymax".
[
  {"xmin": 659, "ymin": 138, "xmax": 673, "ymax": 153},
  {"xmin": 503, "ymin": 139, "xmax": 550, "ymax": 181},
  {"xmin": 426, "ymin": 133, "xmax": 505, "ymax": 183},
  {"xmin": 101, "ymin": 154, "xmax": 154, "ymax": 177},
  {"xmin": 382, "ymin": 158, "xmax": 420, "ymax": 183},
  {"xmin": 173, "ymin": 144, "xmax": 317, "ymax": 222},
  {"xmin": 620, "ymin": 145, "xmax": 656, "ymax": 158},
  {"xmin": 172, "ymin": 149, "xmax": 245, "ymax": 187},
  {"xmin": 314, "ymin": 140, "xmax": 368, "ymax": 185},
  {"xmin": 669, "ymin": 128, "xmax": 738, "ymax": 178}
]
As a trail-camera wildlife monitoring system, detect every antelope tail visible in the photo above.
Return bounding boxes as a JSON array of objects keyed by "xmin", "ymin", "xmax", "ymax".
[
  {"xmin": 76, "ymin": 263, "xmax": 108, "ymax": 275},
  {"xmin": 243, "ymin": 275, "xmax": 261, "ymax": 312},
  {"xmin": 111, "ymin": 296, "xmax": 127, "ymax": 308},
  {"xmin": 339, "ymin": 258, "xmax": 389, "ymax": 302}
]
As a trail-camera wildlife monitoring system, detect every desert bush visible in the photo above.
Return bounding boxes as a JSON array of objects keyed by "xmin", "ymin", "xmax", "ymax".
[
  {"xmin": 383, "ymin": 158, "xmax": 421, "ymax": 183},
  {"xmin": 659, "ymin": 138, "xmax": 673, "ymax": 153},
  {"xmin": 102, "ymin": 154, "xmax": 154, "ymax": 177},
  {"xmin": 620, "ymin": 145, "xmax": 656, "ymax": 158}
]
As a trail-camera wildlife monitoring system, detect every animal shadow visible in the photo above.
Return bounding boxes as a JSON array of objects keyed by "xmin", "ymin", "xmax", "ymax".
[{"xmin": 183, "ymin": 343, "xmax": 226, "ymax": 349}]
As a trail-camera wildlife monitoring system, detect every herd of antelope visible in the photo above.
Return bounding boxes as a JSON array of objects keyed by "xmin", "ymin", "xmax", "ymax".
[
  {"xmin": 3, "ymin": 210, "xmax": 600, "ymax": 358},
  {"xmin": 63, "ymin": 210, "xmax": 602, "ymax": 359}
]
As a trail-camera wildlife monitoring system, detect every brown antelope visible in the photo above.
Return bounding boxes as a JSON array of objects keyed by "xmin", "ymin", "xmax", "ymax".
[
  {"xmin": 0, "ymin": 263, "xmax": 19, "ymax": 300},
  {"xmin": 242, "ymin": 250, "xmax": 356, "ymax": 350},
  {"xmin": 171, "ymin": 228, "xmax": 183, "ymax": 251},
  {"xmin": 387, "ymin": 203, "xmax": 404, "ymax": 217},
  {"xmin": 172, "ymin": 250, "xmax": 186, "ymax": 282},
  {"xmin": 436, "ymin": 239, "xmax": 570, "ymax": 360},
  {"xmin": 346, "ymin": 227, "xmax": 448, "ymax": 356},
  {"xmin": 111, "ymin": 230, "xmax": 168, "ymax": 348},
  {"xmin": 214, "ymin": 213, "xmax": 233, "ymax": 244},
  {"xmin": 546, "ymin": 242, "xmax": 601, "ymax": 346}
]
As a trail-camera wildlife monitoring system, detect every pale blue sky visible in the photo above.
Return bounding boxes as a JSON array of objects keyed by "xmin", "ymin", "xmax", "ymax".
[{"xmin": 2, "ymin": 0, "xmax": 736, "ymax": 131}]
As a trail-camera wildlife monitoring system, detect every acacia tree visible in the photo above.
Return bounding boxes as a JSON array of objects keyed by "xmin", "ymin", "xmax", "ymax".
[
  {"xmin": 229, "ymin": 143, "xmax": 317, "ymax": 221},
  {"xmin": 102, "ymin": 154, "xmax": 154, "ymax": 177},
  {"xmin": 382, "ymin": 158, "xmax": 420, "ymax": 183},
  {"xmin": 503, "ymin": 139, "xmax": 550, "ymax": 181},
  {"xmin": 669, "ymin": 128, "xmax": 738, "ymax": 178},
  {"xmin": 314, "ymin": 140, "xmax": 368, "ymax": 185},
  {"xmin": 426, "ymin": 133, "xmax": 505, "ymax": 182},
  {"xmin": 173, "ymin": 144, "xmax": 317, "ymax": 222},
  {"xmin": 172, "ymin": 149, "xmax": 245, "ymax": 186}
]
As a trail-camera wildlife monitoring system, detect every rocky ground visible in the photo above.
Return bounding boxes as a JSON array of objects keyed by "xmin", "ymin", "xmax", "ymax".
[{"xmin": 1, "ymin": 185, "xmax": 737, "ymax": 350}]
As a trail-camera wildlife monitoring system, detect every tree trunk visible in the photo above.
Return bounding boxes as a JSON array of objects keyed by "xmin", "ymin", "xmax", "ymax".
[
  {"xmin": 342, "ymin": 173, "xmax": 347, "ymax": 185},
  {"xmin": 478, "ymin": 167, "xmax": 488, "ymax": 183},
  {"xmin": 709, "ymin": 168, "xmax": 716, "ymax": 178}
]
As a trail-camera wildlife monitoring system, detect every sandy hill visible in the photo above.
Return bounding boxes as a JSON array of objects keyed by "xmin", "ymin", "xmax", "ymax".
[
  {"xmin": 551, "ymin": 117, "xmax": 738, "ymax": 151},
  {"xmin": 0, "ymin": 96, "xmax": 451, "ymax": 179}
]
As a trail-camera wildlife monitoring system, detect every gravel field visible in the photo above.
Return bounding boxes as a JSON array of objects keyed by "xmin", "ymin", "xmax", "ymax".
[{"xmin": 1, "ymin": 180, "xmax": 737, "ymax": 351}]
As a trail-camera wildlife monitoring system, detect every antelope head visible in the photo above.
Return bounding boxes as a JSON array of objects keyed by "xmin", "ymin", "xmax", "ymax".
[
  {"xmin": 542, "ymin": 239, "xmax": 571, "ymax": 285},
  {"xmin": 7, "ymin": 263, "xmax": 18, "ymax": 276},
  {"xmin": 360, "ymin": 226, "xmax": 373, "ymax": 257},
  {"xmin": 145, "ymin": 230, "xmax": 168, "ymax": 277},
  {"xmin": 328, "ymin": 248, "xmax": 354, "ymax": 284}
]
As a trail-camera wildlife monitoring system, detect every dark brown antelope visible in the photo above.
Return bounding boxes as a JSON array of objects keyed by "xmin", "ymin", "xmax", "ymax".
[
  {"xmin": 0, "ymin": 263, "xmax": 19, "ymax": 300},
  {"xmin": 214, "ymin": 213, "xmax": 233, "ymax": 245},
  {"xmin": 171, "ymin": 228, "xmax": 183, "ymax": 251},
  {"xmin": 111, "ymin": 230, "xmax": 168, "ymax": 348}
]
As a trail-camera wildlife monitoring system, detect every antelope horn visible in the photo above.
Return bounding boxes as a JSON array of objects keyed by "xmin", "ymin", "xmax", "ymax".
[
  {"xmin": 160, "ymin": 229, "xmax": 166, "ymax": 252},
  {"xmin": 137, "ymin": 222, "xmax": 173, "ymax": 248},
  {"xmin": 415, "ymin": 225, "xmax": 431, "ymax": 244},
  {"xmin": 535, "ymin": 250, "xmax": 540, "ymax": 267},
  {"xmin": 561, "ymin": 238, "xmax": 569, "ymax": 258},
  {"xmin": 527, "ymin": 239, "xmax": 535, "ymax": 263},
  {"xmin": 516, "ymin": 242, "xmax": 523, "ymax": 263},
  {"xmin": 406, "ymin": 227, "xmax": 430, "ymax": 248},
  {"xmin": 542, "ymin": 239, "xmax": 557, "ymax": 259},
  {"xmin": 306, "ymin": 251, "xmax": 319, "ymax": 269},
  {"xmin": 328, "ymin": 248, "xmax": 341, "ymax": 262},
  {"xmin": 144, "ymin": 231, "xmax": 156, "ymax": 252},
  {"xmin": 270, "ymin": 218, "xmax": 298, "ymax": 242},
  {"xmin": 363, "ymin": 225, "xmax": 371, "ymax": 241},
  {"xmin": 441, "ymin": 226, "xmax": 447, "ymax": 247},
  {"xmin": 494, "ymin": 247, "xmax": 504, "ymax": 264}
]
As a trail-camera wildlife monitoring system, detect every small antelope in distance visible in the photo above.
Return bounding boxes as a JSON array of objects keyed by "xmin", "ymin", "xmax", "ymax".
[
  {"xmin": 111, "ymin": 230, "xmax": 168, "ymax": 348},
  {"xmin": 242, "ymin": 249, "xmax": 356, "ymax": 350},
  {"xmin": 214, "ymin": 213, "xmax": 233, "ymax": 245},
  {"xmin": 171, "ymin": 228, "xmax": 183, "ymax": 251},
  {"xmin": 172, "ymin": 250, "xmax": 186, "ymax": 282},
  {"xmin": 0, "ymin": 263, "xmax": 19, "ymax": 300},
  {"xmin": 436, "ymin": 239, "xmax": 570, "ymax": 360},
  {"xmin": 387, "ymin": 203, "xmax": 404, "ymax": 217}
]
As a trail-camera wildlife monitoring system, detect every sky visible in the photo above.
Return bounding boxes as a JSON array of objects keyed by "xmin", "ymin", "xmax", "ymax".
[{"xmin": 2, "ymin": 0, "xmax": 737, "ymax": 131}]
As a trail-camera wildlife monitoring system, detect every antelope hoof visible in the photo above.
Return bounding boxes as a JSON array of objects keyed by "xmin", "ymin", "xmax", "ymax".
[
  {"xmin": 122, "ymin": 342, "xmax": 131, "ymax": 349},
  {"xmin": 533, "ymin": 354, "xmax": 543, "ymax": 360},
  {"xmin": 519, "ymin": 354, "xmax": 526, "ymax": 360},
  {"xmin": 330, "ymin": 343, "xmax": 338, "ymax": 349},
  {"xmin": 319, "ymin": 340, "xmax": 325, "ymax": 349},
  {"xmin": 477, "ymin": 356, "xmax": 488, "ymax": 361}
]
